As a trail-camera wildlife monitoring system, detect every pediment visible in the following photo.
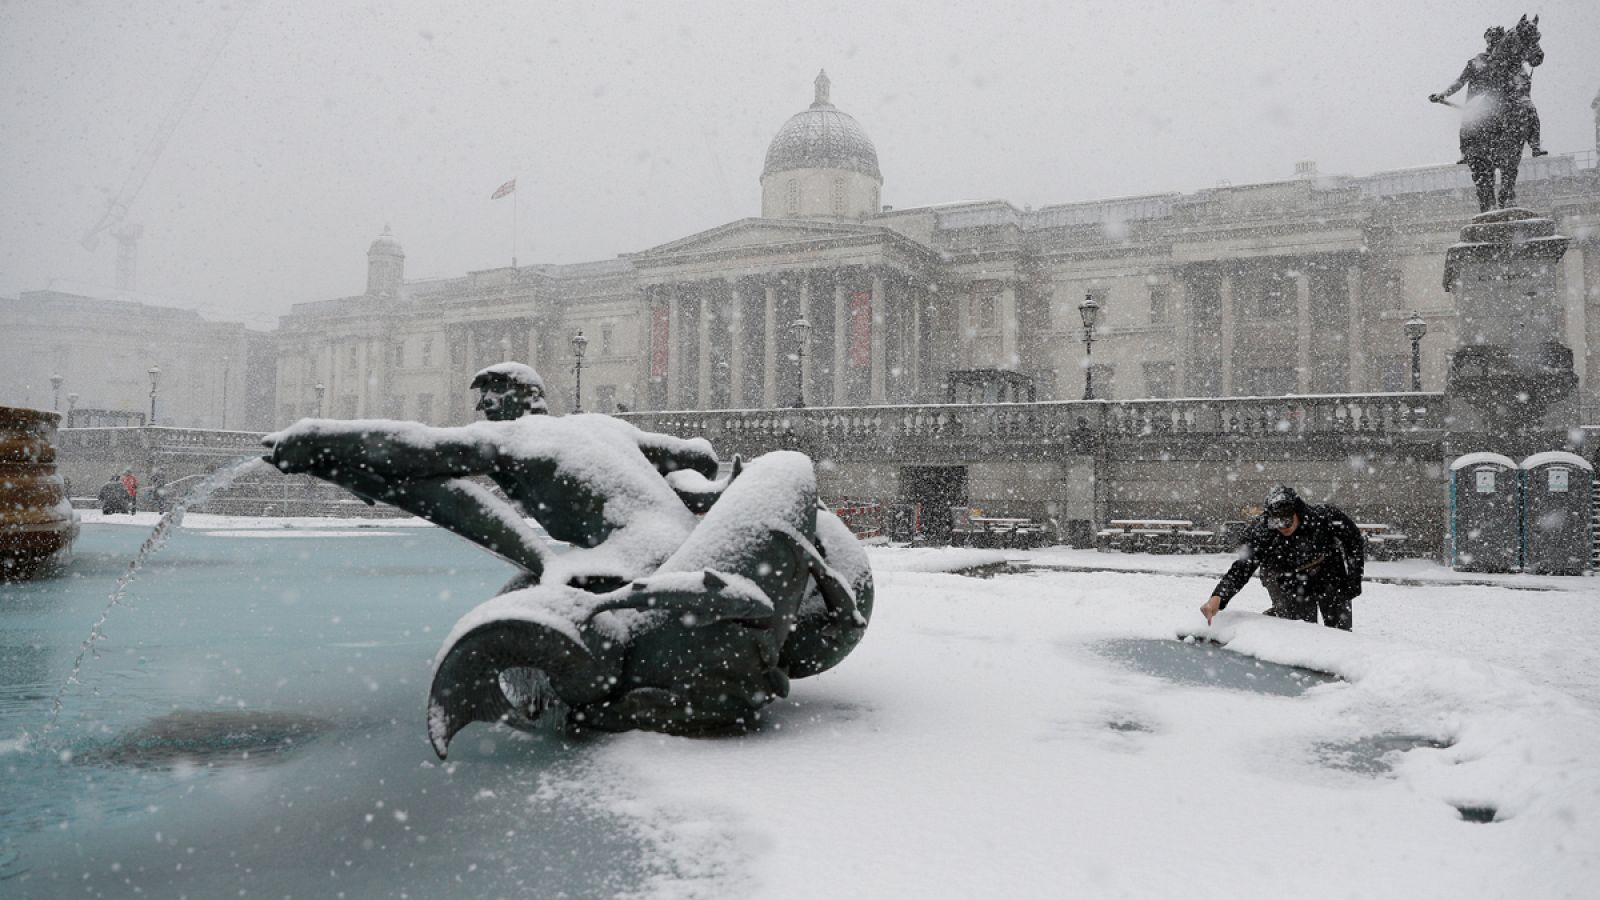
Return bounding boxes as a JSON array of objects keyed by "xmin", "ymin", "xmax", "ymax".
[{"xmin": 634, "ymin": 218, "xmax": 885, "ymax": 259}]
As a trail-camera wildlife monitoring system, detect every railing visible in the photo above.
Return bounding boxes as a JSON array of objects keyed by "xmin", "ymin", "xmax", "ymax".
[
  {"xmin": 61, "ymin": 426, "xmax": 266, "ymax": 454},
  {"xmin": 623, "ymin": 392, "xmax": 1450, "ymax": 458}
]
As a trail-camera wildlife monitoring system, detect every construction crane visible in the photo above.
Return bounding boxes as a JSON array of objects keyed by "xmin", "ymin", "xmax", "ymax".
[{"xmin": 79, "ymin": 4, "xmax": 254, "ymax": 291}]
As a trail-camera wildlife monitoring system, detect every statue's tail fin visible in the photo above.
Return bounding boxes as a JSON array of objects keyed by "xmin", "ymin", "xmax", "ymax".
[{"xmin": 427, "ymin": 613, "xmax": 614, "ymax": 758}]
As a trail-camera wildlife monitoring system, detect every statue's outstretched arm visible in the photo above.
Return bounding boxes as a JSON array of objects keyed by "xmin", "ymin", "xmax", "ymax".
[{"xmin": 263, "ymin": 419, "xmax": 499, "ymax": 481}]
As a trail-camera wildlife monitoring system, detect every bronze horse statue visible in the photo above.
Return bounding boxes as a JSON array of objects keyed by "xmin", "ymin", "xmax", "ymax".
[{"xmin": 1432, "ymin": 15, "xmax": 1543, "ymax": 212}]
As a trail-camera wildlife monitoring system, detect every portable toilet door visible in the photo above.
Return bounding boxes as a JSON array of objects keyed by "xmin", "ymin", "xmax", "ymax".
[
  {"xmin": 1520, "ymin": 451, "xmax": 1595, "ymax": 576},
  {"xmin": 1449, "ymin": 452, "xmax": 1521, "ymax": 573}
]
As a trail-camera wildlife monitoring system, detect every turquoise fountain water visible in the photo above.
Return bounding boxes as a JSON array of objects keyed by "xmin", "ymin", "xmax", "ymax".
[{"xmin": 2, "ymin": 515, "xmax": 652, "ymax": 895}]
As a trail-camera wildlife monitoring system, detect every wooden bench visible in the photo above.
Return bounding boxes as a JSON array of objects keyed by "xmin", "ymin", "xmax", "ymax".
[
  {"xmin": 1098, "ymin": 519, "xmax": 1217, "ymax": 554},
  {"xmin": 1357, "ymin": 522, "xmax": 1411, "ymax": 560},
  {"xmin": 952, "ymin": 515, "xmax": 1049, "ymax": 548}
]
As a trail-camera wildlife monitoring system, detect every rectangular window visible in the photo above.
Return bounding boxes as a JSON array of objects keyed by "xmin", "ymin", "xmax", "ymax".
[
  {"xmin": 1189, "ymin": 358, "xmax": 1222, "ymax": 397},
  {"xmin": 832, "ymin": 178, "xmax": 845, "ymax": 214},
  {"xmin": 601, "ymin": 324, "xmax": 615, "ymax": 356},
  {"xmin": 416, "ymin": 393, "xmax": 433, "ymax": 422},
  {"xmin": 384, "ymin": 396, "xmax": 405, "ymax": 418},
  {"xmin": 347, "ymin": 346, "xmax": 358, "ymax": 373},
  {"xmin": 1148, "ymin": 286, "xmax": 1170, "ymax": 325},
  {"xmin": 1238, "ymin": 367, "xmax": 1297, "ymax": 396},
  {"xmin": 1088, "ymin": 364, "xmax": 1115, "ymax": 399},
  {"xmin": 1142, "ymin": 361, "xmax": 1175, "ymax": 399},
  {"xmin": 1379, "ymin": 355, "xmax": 1409, "ymax": 392},
  {"xmin": 391, "ymin": 340, "xmax": 405, "ymax": 368},
  {"xmin": 1253, "ymin": 271, "xmax": 1295, "ymax": 319},
  {"xmin": 976, "ymin": 295, "xmax": 999, "ymax": 333},
  {"xmin": 421, "ymin": 337, "xmax": 434, "ymax": 367}
]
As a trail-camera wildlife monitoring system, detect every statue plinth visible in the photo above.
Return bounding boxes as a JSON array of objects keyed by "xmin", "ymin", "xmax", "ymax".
[
  {"xmin": 1443, "ymin": 208, "xmax": 1576, "ymax": 450},
  {"xmin": 0, "ymin": 406, "xmax": 79, "ymax": 580}
]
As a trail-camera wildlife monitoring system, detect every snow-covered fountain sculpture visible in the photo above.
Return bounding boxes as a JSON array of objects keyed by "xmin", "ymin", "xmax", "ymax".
[{"xmin": 262, "ymin": 364, "xmax": 872, "ymax": 758}]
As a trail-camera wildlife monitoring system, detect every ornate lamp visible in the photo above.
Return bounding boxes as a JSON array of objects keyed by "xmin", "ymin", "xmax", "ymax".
[
  {"xmin": 147, "ymin": 366, "xmax": 161, "ymax": 424},
  {"xmin": 791, "ymin": 318, "xmax": 812, "ymax": 408},
  {"xmin": 1078, "ymin": 294, "xmax": 1101, "ymax": 400},
  {"xmin": 571, "ymin": 330, "xmax": 589, "ymax": 413},
  {"xmin": 1405, "ymin": 311, "xmax": 1428, "ymax": 392}
]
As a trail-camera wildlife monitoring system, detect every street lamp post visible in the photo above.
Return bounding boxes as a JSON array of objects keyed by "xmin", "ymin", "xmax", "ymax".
[
  {"xmin": 571, "ymin": 330, "xmax": 589, "ymax": 413},
  {"xmin": 1405, "ymin": 311, "xmax": 1428, "ymax": 392},
  {"xmin": 50, "ymin": 373, "xmax": 64, "ymax": 411},
  {"xmin": 147, "ymin": 366, "xmax": 161, "ymax": 424},
  {"xmin": 221, "ymin": 355, "xmax": 230, "ymax": 429},
  {"xmin": 1078, "ymin": 294, "xmax": 1101, "ymax": 401},
  {"xmin": 790, "ymin": 318, "xmax": 812, "ymax": 408},
  {"xmin": 314, "ymin": 381, "xmax": 326, "ymax": 417}
]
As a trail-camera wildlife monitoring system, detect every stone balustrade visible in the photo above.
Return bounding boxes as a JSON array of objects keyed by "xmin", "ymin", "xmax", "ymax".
[{"xmin": 622, "ymin": 392, "xmax": 1449, "ymax": 461}]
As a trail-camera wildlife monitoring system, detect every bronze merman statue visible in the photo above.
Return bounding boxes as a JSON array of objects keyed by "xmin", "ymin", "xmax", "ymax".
[
  {"xmin": 1430, "ymin": 15, "xmax": 1544, "ymax": 212},
  {"xmin": 263, "ymin": 363, "xmax": 872, "ymax": 757}
]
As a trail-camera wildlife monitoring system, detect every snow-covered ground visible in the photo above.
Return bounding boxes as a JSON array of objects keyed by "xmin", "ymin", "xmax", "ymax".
[
  {"xmin": 573, "ymin": 546, "xmax": 1600, "ymax": 898},
  {"xmin": 7, "ymin": 519, "xmax": 1600, "ymax": 897}
]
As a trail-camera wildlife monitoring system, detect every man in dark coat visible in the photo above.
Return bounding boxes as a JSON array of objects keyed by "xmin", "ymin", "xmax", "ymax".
[
  {"xmin": 98, "ymin": 475, "xmax": 130, "ymax": 514},
  {"xmin": 1199, "ymin": 486, "xmax": 1364, "ymax": 631}
]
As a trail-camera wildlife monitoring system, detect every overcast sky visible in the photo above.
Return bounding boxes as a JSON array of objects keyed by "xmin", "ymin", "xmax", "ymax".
[{"xmin": 3, "ymin": 0, "xmax": 1597, "ymax": 328}]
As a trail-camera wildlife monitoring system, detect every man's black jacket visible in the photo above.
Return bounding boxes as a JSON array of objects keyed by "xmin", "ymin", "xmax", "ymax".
[{"xmin": 1213, "ymin": 504, "xmax": 1365, "ymax": 608}]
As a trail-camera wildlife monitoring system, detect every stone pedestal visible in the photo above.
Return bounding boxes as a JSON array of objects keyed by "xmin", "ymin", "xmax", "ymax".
[
  {"xmin": 1443, "ymin": 208, "xmax": 1576, "ymax": 454},
  {"xmin": 0, "ymin": 406, "xmax": 79, "ymax": 580}
]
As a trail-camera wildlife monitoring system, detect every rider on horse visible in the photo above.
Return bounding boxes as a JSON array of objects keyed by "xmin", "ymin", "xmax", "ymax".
[{"xmin": 1430, "ymin": 16, "xmax": 1544, "ymax": 211}]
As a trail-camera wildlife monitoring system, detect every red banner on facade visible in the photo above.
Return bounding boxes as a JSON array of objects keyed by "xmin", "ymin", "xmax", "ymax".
[
  {"xmin": 650, "ymin": 304, "xmax": 670, "ymax": 377},
  {"xmin": 849, "ymin": 290, "xmax": 872, "ymax": 368}
]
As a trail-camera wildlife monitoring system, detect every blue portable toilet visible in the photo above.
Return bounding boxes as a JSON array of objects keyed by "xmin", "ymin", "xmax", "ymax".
[
  {"xmin": 1449, "ymin": 452, "xmax": 1520, "ymax": 572},
  {"xmin": 1520, "ymin": 451, "xmax": 1594, "ymax": 576}
]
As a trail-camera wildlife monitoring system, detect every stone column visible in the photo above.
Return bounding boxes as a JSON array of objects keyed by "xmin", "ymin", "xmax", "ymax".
[
  {"xmin": 1171, "ymin": 275, "xmax": 1190, "ymax": 395},
  {"xmin": 798, "ymin": 272, "xmax": 811, "ymax": 404},
  {"xmin": 667, "ymin": 287, "xmax": 682, "ymax": 409},
  {"xmin": 697, "ymin": 283, "xmax": 713, "ymax": 410},
  {"xmin": 1001, "ymin": 281, "xmax": 1018, "ymax": 369},
  {"xmin": 1219, "ymin": 274, "xmax": 1235, "ymax": 396},
  {"xmin": 833, "ymin": 278, "xmax": 848, "ymax": 406},
  {"xmin": 1295, "ymin": 272, "xmax": 1312, "ymax": 393},
  {"xmin": 910, "ymin": 283, "xmax": 923, "ymax": 400},
  {"xmin": 1345, "ymin": 267, "xmax": 1364, "ymax": 392},
  {"xmin": 1562, "ymin": 245, "xmax": 1587, "ymax": 404},
  {"xmin": 763, "ymin": 282, "xmax": 777, "ymax": 407},
  {"xmin": 729, "ymin": 281, "xmax": 745, "ymax": 408},
  {"xmin": 870, "ymin": 270, "xmax": 887, "ymax": 403}
]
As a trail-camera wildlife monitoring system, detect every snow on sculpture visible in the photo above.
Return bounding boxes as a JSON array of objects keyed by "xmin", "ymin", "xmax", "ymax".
[{"xmin": 262, "ymin": 363, "xmax": 872, "ymax": 757}]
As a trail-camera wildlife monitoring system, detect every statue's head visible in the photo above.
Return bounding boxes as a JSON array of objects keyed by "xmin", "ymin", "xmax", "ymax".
[
  {"xmin": 470, "ymin": 362, "xmax": 548, "ymax": 420},
  {"xmin": 1483, "ymin": 25, "xmax": 1506, "ymax": 47}
]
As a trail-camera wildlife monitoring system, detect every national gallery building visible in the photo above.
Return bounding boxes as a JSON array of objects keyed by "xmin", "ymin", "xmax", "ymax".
[{"xmin": 272, "ymin": 73, "xmax": 1600, "ymax": 428}]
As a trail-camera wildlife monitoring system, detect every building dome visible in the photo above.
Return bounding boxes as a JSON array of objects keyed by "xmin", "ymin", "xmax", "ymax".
[
  {"xmin": 368, "ymin": 225, "xmax": 404, "ymax": 258},
  {"xmin": 762, "ymin": 71, "xmax": 881, "ymax": 181}
]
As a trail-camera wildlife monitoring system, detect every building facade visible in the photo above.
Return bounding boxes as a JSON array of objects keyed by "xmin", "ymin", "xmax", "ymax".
[
  {"xmin": 272, "ymin": 73, "xmax": 1600, "ymax": 427},
  {"xmin": 1, "ymin": 287, "xmax": 272, "ymax": 430}
]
